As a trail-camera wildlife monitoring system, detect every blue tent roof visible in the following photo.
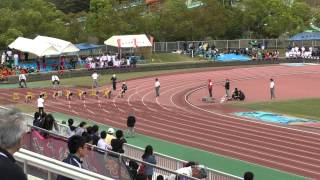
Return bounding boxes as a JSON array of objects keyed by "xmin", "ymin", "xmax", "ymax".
[
  {"xmin": 289, "ymin": 32, "xmax": 320, "ymax": 41},
  {"xmin": 75, "ymin": 43, "xmax": 105, "ymax": 50}
]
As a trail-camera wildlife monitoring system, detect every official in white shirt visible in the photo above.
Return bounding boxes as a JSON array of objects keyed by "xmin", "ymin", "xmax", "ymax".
[
  {"xmin": 270, "ymin": 78, "xmax": 275, "ymax": 99},
  {"xmin": 51, "ymin": 75, "xmax": 60, "ymax": 88},
  {"xmin": 154, "ymin": 78, "xmax": 160, "ymax": 97},
  {"xmin": 91, "ymin": 71, "xmax": 99, "ymax": 88},
  {"xmin": 37, "ymin": 94, "xmax": 45, "ymax": 115},
  {"xmin": 18, "ymin": 73, "xmax": 27, "ymax": 88}
]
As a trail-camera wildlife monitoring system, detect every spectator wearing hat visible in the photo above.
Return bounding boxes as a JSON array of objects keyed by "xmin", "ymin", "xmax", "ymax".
[
  {"xmin": 167, "ymin": 165, "xmax": 207, "ymax": 180},
  {"xmin": 105, "ymin": 128, "xmax": 115, "ymax": 146},
  {"xmin": 126, "ymin": 114, "xmax": 136, "ymax": 138},
  {"xmin": 0, "ymin": 108, "xmax": 27, "ymax": 180}
]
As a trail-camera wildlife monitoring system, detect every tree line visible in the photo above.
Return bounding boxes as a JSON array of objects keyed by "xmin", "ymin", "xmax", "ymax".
[{"xmin": 0, "ymin": 0, "xmax": 317, "ymax": 49}]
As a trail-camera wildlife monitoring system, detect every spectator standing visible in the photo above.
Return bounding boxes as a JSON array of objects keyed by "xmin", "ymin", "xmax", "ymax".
[
  {"xmin": 141, "ymin": 145, "xmax": 157, "ymax": 180},
  {"xmin": 111, "ymin": 130, "xmax": 127, "ymax": 154},
  {"xmin": 57, "ymin": 135, "xmax": 89, "ymax": 180},
  {"xmin": 208, "ymin": 79, "xmax": 213, "ymax": 98},
  {"xmin": 1, "ymin": 52, "xmax": 5, "ymax": 64},
  {"xmin": 225, "ymin": 79, "xmax": 230, "ymax": 99},
  {"xmin": 19, "ymin": 73, "xmax": 27, "ymax": 88},
  {"xmin": 270, "ymin": 78, "xmax": 275, "ymax": 99},
  {"xmin": 52, "ymin": 75, "xmax": 60, "ymax": 88},
  {"xmin": 111, "ymin": 74, "xmax": 117, "ymax": 90},
  {"xmin": 0, "ymin": 108, "xmax": 27, "ymax": 180},
  {"xmin": 105, "ymin": 128, "xmax": 115, "ymax": 146},
  {"xmin": 67, "ymin": 119, "xmax": 76, "ymax": 137},
  {"xmin": 126, "ymin": 114, "xmax": 136, "ymax": 138},
  {"xmin": 91, "ymin": 71, "xmax": 99, "ymax": 88},
  {"xmin": 154, "ymin": 78, "xmax": 160, "ymax": 97},
  {"xmin": 37, "ymin": 94, "xmax": 45, "ymax": 115},
  {"xmin": 13, "ymin": 53, "xmax": 19, "ymax": 66}
]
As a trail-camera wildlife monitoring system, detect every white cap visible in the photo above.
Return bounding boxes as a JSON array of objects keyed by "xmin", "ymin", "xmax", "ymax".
[{"xmin": 107, "ymin": 128, "xmax": 115, "ymax": 134}]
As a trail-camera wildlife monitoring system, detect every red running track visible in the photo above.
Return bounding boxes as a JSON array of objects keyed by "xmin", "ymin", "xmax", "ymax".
[{"xmin": 1, "ymin": 64, "xmax": 320, "ymax": 178}]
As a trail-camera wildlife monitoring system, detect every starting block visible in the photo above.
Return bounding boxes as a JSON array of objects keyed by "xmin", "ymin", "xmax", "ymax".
[
  {"xmin": 202, "ymin": 96, "xmax": 214, "ymax": 103},
  {"xmin": 12, "ymin": 93, "xmax": 20, "ymax": 102}
]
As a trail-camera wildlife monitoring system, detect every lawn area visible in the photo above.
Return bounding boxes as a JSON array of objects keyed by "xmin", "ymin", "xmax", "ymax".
[{"xmin": 234, "ymin": 98, "xmax": 320, "ymax": 121}]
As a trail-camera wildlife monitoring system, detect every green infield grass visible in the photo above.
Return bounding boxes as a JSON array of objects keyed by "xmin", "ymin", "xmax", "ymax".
[{"xmin": 233, "ymin": 98, "xmax": 320, "ymax": 121}]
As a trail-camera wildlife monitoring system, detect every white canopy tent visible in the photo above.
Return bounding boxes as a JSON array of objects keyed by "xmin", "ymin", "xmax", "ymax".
[
  {"xmin": 9, "ymin": 37, "xmax": 60, "ymax": 57},
  {"xmin": 34, "ymin": 35, "xmax": 79, "ymax": 53},
  {"xmin": 104, "ymin": 34, "xmax": 152, "ymax": 48}
]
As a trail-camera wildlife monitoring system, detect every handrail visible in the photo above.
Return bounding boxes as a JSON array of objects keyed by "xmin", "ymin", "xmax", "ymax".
[
  {"xmin": 0, "ymin": 106, "xmax": 242, "ymax": 179},
  {"xmin": 14, "ymin": 148, "xmax": 113, "ymax": 180}
]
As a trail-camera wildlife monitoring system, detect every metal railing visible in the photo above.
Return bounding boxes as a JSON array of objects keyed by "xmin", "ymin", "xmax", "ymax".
[
  {"xmin": 153, "ymin": 39, "xmax": 320, "ymax": 53},
  {"xmin": 14, "ymin": 148, "xmax": 114, "ymax": 180},
  {"xmin": 0, "ymin": 106, "xmax": 242, "ymax": 180}
]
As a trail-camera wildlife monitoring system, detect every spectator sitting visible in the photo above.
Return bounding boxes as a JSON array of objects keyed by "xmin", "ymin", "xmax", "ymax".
[
  {"xmin": 105, "ymin": 128, "xmax": 115, "ymax": 146},
  {"xmin": 97, "ymin": 131, "xmax": 112, "ymax": 154},
  {"xmin": 111, "ymin": 130, "xmax": 127, "ymax": 154},
  {"xmin": 0, "ymin": 108, "xmax": 27, "ymax": 180},
  {"xmin": 244, "ymin": 171, "xmax": 254, "ymax": 180},
  {"xmin": 39, "ymin": 114, "xmax": 59, "ymax": 138},
  {"xmin": 238, "ymin": 90, "xmax": 245, "ymax": 101},
  {"xmin": 33, "ymin": 111, "xmax": 41, "ymax": 127},
  {"xmin": 75, "ymin": 121, "xmax": 87, "ymax": 136},
  {"xmin": 67, "ymin": 118, "xmax": 76, "ymax": 137},
  {"xmin": 232, "ymin": 88, "xmax": 240, "ymax": 100},
  {"xmin": 57, "ymin": 135, "xmax": 89, "ymax": 180},
  {"xmin": 90, "ymin": 125, "xmax": 100, "ymax": 145},
  {"xmin": 127, "ymin": 160, "xmax": 139, "ymax": 179},
  {"xmin": 167, "ymin": 165, "xmax": 207, "ymax": 180},
  {"xmin": 156, "ymin": 175, "xmax": 164, "ymax": 180}
]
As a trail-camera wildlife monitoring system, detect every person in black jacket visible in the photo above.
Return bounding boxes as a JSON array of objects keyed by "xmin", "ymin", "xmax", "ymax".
[
  {"xmin": 111, "ymin": 130, "xmax": 127, "ymax": 154},
  {"xmin": 126, "ymin": 114, "xmax": 136, "ymax": 138},
  {"xmin": 57, "ymin": 135, "xmax": 88, "ymax": 180},
  {"xmin": 0, "ymin": 108, "xmax": 27, "ymax": 180}
]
